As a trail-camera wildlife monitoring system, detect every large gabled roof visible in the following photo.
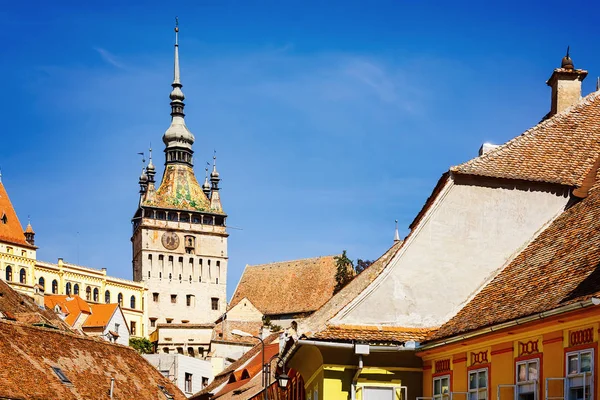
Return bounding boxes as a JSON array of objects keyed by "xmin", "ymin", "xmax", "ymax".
[
  {"xmin": 84, "ymin": 303, "xmax": 120, "ymax": 328},
  {"xmin": 0, "ymin": 182, "xmax": 34, "ymax": 248},
  {"xmin": 431, "ymin": 173, "xmax": 600, "ymax": 341},
  {"xmin": 451, "ymin": 90, "xmax": 600, "ymax": 186},
  {"xmin": 229, "ymin": 256, "xmax": 338, "ymax": 316}
]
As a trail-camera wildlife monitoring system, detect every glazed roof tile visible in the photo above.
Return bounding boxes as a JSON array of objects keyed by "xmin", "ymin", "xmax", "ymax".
[
  {"xmin": 143, "ymin": 164, "xmax": 224, "ymax": 214},
  {"xmin": 431, "ymin": 175, "xmax": 600, "ymax": 340},
  {"xmin": 0, "ymin": 182, "xmax": 34, "ymax": 248},
  {"xmin": 229, "ymin": 256, "xmax": 339, "ymax": 316},
  {"xmin": 451, "ymin": 90, "xmax": 600, "ymax": 186}
]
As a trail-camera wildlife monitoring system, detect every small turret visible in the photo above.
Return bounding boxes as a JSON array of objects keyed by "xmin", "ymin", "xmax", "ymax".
[
  {"xmin": 24, "ymin": 219, "xmax": 35, "ymax": 246},
  {"xmin": 209, "ymin": 154, "xmax": 223, "ymax": 212},
  {"xmin": 393, "ymin": 219, "xmax": 400, "ymax": 243},
  {"xmin": 138, "ymin": 168, "xmax": 148, "ymax": 196},
  {"xmin": 202, "ymin": 165, "xmax": 211, "ymax": 198}
]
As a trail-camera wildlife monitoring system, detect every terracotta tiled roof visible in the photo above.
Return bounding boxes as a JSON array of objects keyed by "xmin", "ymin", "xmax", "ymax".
[
  {"xmin": 300, "ymin": 242, "xmax": 403, "ymax": 335},
  {"xmin": 44, "ymin": 295, "xmax": 92, "ymax": 327},
  {"xmin": 0, "ymin": 320, "xmax": 185, "ymax": 399},
  {"xmin": 190, "ymin": 333, "xmax": 279, "ymax": 400},
  {"xmin": 0, "ymin": 280, "xmax": 70, "ymax": 331},
  {"xmin": 0, "ymin": 182, "xmax": 33, "ymax": 248},
  {"xmin": 451, "ymin": 91, "xmax": 600, "ymax": 186},
  {"xmin": 143, "ymin": 164, "xmax": 225, "ymax": 213},
  {"xmin": 212, "ymin": 320, "xmax": 264, "ymax": 345},
  {"xmin": 229, "ymin": 256, "xmax": 338, "ymax": 316},
  {"xmin": 312, "ymin": 324, "xmax": 435, "ymax": 344},
  {"xmin": 84, "ymin": 303, "xmax": 119, "ymax": 328},
  {"xmin": 431, "ymin": 178, "xmax": 600, "ymax": 340}
]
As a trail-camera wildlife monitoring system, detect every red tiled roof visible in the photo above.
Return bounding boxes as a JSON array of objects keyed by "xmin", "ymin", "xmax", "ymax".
[
  {"xmin": 83, "ymin": 303, "xmax": 119, "ymax": 328},
  {"xmin": 0, "ymin": 320, "xmax": 185, "ymax": 399},
  {"xmin": 0, "ymin": 182, "xmax": 34, "ymax": 248},
  {"xmin": 229, "ymin": 256, "xmax": 338, "ymax": 316},
  {"xmin": 44, "ymin": 295, "xmax": 92, "ymax": 327},
  {"xmin": 312, "ymin": 324, "xmax": 435, "ymax": 344},
  {"xmin": 431, "ymin": 177, "xmax": 600, "ymax": 340},
  {"xmin": 451, "ymin": 91, "xmax": 600, "ymax": 186}
]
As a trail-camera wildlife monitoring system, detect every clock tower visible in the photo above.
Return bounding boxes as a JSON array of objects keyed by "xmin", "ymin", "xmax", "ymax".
[{"xmin": 131, "ymin": 22, "xmax": 228, "ymax": 335}]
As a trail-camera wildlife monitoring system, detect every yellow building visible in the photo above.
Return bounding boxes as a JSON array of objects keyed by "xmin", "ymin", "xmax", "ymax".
[
  {"xmin": 419, "ymin": 165, "xmax": 600, "ymax": 400},
  {"xmin": 0, "ymin": 180, "xmax": 147, "ymax": 337}
]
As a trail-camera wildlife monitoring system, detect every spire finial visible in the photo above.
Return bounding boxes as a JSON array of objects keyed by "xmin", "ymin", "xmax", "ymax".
[
  {"xmin": 561, "ymin": 46, "xmax": 574, "ymax": 69},
  {"xmin": 173, "ymin": 17, "xmax": 181, "ymax": 85},
  {"xmin": 393, "ymin": 219, "xmax": 400, "ymax": 243}
]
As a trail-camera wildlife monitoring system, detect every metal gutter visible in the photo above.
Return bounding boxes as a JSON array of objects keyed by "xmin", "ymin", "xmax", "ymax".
[
  {"xmin": 421, "ymin": 297, "xmax": 600, "ymax": 351},
  {"xmin": 297, "ymin": 339, "xmax": 416, "ymax": 352}
]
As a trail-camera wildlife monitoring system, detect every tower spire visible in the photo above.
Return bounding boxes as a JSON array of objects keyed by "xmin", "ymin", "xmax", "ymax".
[
  {"xmin": 203, "ymin": 163, "xmax": 211, "ymax": 197},
  {"xmin": 162, "ymin": 17, "xmax": 195, "ymax": 166},
  {"xmin": 210, "ymin": 152, "xmax": 223, "ymax": 212}
]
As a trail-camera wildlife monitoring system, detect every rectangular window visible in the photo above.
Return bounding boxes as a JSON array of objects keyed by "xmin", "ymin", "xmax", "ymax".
[
  {"xmin": 202, "ymin": 377, "xmax": 209, "ymax": 388},
  {"xmin": 185, "ymin": 373, "xmax": 193, "ymax": 393},
  {"xmin": 468, "ymin": 368, "xmax": 488, "ymax": 400},
  {"xmin": 434, "ymin": 375, "xmax": 451, "ymax": 400},
  {"xmin": 150, "ymin": 318, "xmax": 157, "ymax": 328},
  {"xmin": 166, "ymin": 318, "xmax": 173, "ymax": 324},
  {"xmin": 566, "ymin": 350, "xmax": 594, "ymax": 400},
  {"xmin": 516, "ymin": 359, "xmax": 539, "ymax": 400},
  {"xmin": 211, "ymin": 297, "xmax": 219, "ymax": 311},
  {"xmin": 130, "ymin": 321, "xmax": 137, "ymax": 336},
  {"xmin": 153, "ymin": 292, "xmax": 159, "ymax": 302},
  {"xmin": 171, "ymin": 294, "xmax": 177, "ymax": 304},
  {"xmin": 51, "ymin": 367, "xmax": 72, "ymax": 384},
  {"xmin": 186, "ymin": 295, "xmax": 193, "ymax": 307}
]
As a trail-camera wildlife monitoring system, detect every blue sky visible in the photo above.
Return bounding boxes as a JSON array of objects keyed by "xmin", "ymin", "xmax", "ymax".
[{"xmin": 2, "ymin": 1, "xmax": 600, "ymax": 298}]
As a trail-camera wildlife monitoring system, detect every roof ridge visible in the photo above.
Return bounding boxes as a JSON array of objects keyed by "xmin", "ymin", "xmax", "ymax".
[
  {"xmin": 452, "ymin": 90, "xmax": 600, "ymax": 173},
  {"xmin": 248, "ymin": 254, "xmax": 337, "ymax": 268}
]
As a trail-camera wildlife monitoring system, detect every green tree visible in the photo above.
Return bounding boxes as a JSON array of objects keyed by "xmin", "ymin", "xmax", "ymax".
[
  {"xmin": 334, "ymin": 250, "xmax": 354, "ymax": 293},
  {"xmin": 129, "ymin": 337, "xmax": 154, "ymax": 354},
  {"xmin": 355, "ymin": 259, "xmax": 374, "ymax": 274}
]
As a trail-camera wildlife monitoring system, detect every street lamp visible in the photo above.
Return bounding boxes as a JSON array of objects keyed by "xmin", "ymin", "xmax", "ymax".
[
  {"xmin": 276, "ymin": 372, "xmax": 290, "ymax": 390},
  {"xmin": 231, "ymin": 329, "xmax": 266, "ymax": 390}
]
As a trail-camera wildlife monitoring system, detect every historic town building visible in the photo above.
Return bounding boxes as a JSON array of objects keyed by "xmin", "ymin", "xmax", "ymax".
[{"xmin": 131, "ymin": 23, "xmax": 228, "ymax": 338}]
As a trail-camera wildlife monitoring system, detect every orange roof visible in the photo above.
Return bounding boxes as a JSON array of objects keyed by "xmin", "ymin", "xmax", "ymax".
[
  {"xmin": 431, "ymin": 175, "xmax": 600, "ymax": 341},
  {"xmin": 83, "ymin": 303, "xmax": 119, "ymax": 328},
  {"xmin": 451, "ymin": 90, "xmax": 600, "ymax": 186},
  {"xmin": 229, "ymin": 256, "xmax": 338, "ymax": 316},
  {"xmin": 0, "ymin": 182, "xmax": 33, "ymax": 248},
  {"xmin": 311, "ymin": 324, "xmax": 435, "ymax": 344},
  {"xmin": 43, "ymin": 295, "xmax": 91, "ymax": 327}
]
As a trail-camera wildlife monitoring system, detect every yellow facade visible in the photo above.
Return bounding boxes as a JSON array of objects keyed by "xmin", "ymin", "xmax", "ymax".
[
  {"xmin": 419, "ymin": 307, "xmax": 600, "ymax": 400},
  {"xmin": 1, "ymin": 248, "xmax": 147, "ymax": 338}
]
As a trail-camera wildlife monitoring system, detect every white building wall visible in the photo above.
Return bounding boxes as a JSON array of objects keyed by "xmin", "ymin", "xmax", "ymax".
[
  {"xmin": 333, "ymin": 177, "xmax": 570, "ymax": 328},
  {"xmin": 144, "ymin": 353, "xmax": 213, "ymax": 397},
  {"xmin": 101, "ymin": 308, "xmax": 130, "ymax": 346}
]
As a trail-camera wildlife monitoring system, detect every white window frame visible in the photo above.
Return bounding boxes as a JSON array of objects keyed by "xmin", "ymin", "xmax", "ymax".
[
  {"xmin": 434, "ymin": 375, "xmax": 451, "ymax": 400},
  {"xmin": 468, "ymin": 368, "xmax": 488, "ymax": 400},
  {"xmin": 565, "ymin": 349, "xmax": 594, "ymax": 400},
  {"xmin": 516, "ymin": 358, "xmax": 539, "ymax": 400}
]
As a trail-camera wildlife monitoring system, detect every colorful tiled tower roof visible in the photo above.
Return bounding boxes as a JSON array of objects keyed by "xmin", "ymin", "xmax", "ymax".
[{"xmin": 0, "ymin": 181, "xmax": 35, "ymax": 248}]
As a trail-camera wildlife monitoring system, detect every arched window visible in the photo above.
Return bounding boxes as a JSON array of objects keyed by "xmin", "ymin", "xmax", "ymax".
[
  {"xmin": 105, "ymin": 290, "xmax": 111, "ymax": 304},
  {"xmin": 66, "ymin": 282, "xmax": 71, "ymax": 295},
  {"xmin": 38, "ymin": 277, "xmax": 45, "ymax": 291},
  {"xmin": 52, "ymin": 280, "xmax": 58, "ymax": 294},
  {"xmin": 93, "ymin": 288, "xmax": 99, "ymax": 302},
  {"xmin": 130, "ymin": 295, "xmax": 136, "ymax": 309},
  {"xmin": 19, "ymin": 268, "xmax": 26, "ymax": 284},
  {"xmin": 117, "ymin": 293, "xmax": 123, "ymax": 307},
  {"xmin": 5, "ymin": 266, "xmax": 12, "ymax": 281},
  {"xmin": 74, "ymin": 284, "xmax": 79, "ymax": 295},
  {"xmin": 86, "ymin": 286, "xmax": 91, "ymax": 301}
]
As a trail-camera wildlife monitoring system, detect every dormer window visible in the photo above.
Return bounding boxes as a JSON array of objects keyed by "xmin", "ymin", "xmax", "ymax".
[{"xmin": 1, "ymin": 213, "xmax": 7, "ymax": 224}]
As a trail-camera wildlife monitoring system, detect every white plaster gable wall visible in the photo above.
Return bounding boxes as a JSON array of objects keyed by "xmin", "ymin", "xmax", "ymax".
[
  {"xmin": 227, "ymin": 298, "xmax": 263, "ymax": 321},
  {"xmin": 332, "ymin": 176, "xmax": 570, "ymax": 328},
  {"xmin": 144, "ymin": 354, "xmax": 213, "ymax": 397},
  {"xmin": 101, "ymin": 307, "xmax": 130, "ymax": 346}
]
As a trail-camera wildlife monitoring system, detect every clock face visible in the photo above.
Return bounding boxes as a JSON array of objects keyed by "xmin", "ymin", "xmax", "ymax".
[{"xmin": 161, "ymin": 231, "xmax": 180, "ymax": 250}]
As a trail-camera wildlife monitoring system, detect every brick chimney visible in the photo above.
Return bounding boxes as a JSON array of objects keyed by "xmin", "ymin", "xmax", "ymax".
[{"xmin": 546, "ymin": 47, "xmax": 587, "ymax": 117}]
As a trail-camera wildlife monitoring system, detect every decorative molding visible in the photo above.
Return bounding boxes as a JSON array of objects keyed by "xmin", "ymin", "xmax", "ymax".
[
  {"xmin": 435, "ymin": 359, "xmax": 451, "ymax": 373},
  {"xmin": 470, "ymin": 350, "xmax": 488, "ymax": 365},
  {"xmin": 569, "ymin": 328, "xmax": 594, "ymax": 347},
  {"xmin": 518, "ymin": 340, "xmax": 539, "ymax": 356}
]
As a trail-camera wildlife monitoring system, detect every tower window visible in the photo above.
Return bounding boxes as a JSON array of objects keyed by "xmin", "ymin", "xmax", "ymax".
[
  {"xmin": 150, "ymin": 318, "xmax": 157, "ymax": 328},
  {"xmin": 171, "ymin": 295, "xmax": 177, "ymax": 304},
  {"xmin": 186, "ymin": 294, "xmax": 194, "ymax": 307},
  {"xmin": 211, "ymin": 297, "xmax": 219, "ymax": 311},
  {"xmin": 153, "ymin": 292, "xmax": 159, "ymax": 302}
]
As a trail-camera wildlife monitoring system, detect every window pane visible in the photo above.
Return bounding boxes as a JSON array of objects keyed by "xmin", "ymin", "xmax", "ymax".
[
  {"xmin": 434, "ymin": 380, "xmax": 441, "ymax": 395},
  {"xmin": 479, "ymin": 389, "xmax": 487, "ymax": 400},
  {"xmin": 528, "ymin": 362, "xmax": 538, "ymax": 381},
  {"xmin": 470, "ymin": 373, "xmax": 477, "ymax": 390},
  {"xmin": 580, "ymin": 352, "xmax": 592, "ymax": 373},
  {"xmin": 478, "ymin": 371, "xmax": 487, "ymax": 388},
  {"xmin": 469, "ymin": 393, "xmax": 478, "ymax": 400},
  {"xmin": 518, "ymin": 364, "xmax": 527, "ymax": 382},
  {"xmin": 568, "ymin": 355, "xmax": 579, "ymax": 375},
  {"xmin": 442, "ymin": 378, "xmax": 450, "ymax": 394}
]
